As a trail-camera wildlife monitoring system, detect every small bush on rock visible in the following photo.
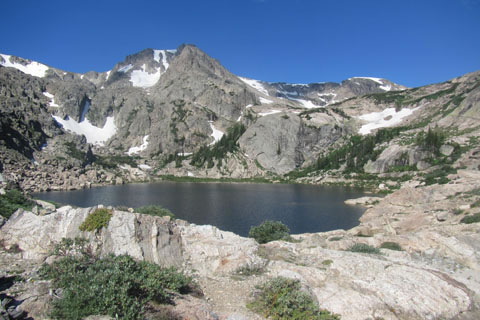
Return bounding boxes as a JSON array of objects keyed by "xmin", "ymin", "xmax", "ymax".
[
  {"xmin": 347, "ymin": 243, "xmax": 381, "ymax": 255},
  {"xmin": 39, "ymin": 238, "xmax": 193, "ymax": 320},
  {"xmin": 235, "ymin": 263, "xmax": 266, "ymax": 277},
  {"xmin": 248, "ymin": 220, "xmax": 291, "ymax": 244},
  {"xmin": 79, "ymin": 208, "xmax": 112, "ymax": 232},
  {"xmin": 248, "ymin": 277, "xmax": 340, "ymax": 320},
  {"xmin": 135, "ymin": 205, "xmax": 175, "ymax": 219},
  {"xmin": 0, "ymin": 189, "xmax": 34, "ymax": 218},
  {"xmin": 380, "ymin": 242, "xmax": 403, "ymax": 251},
  {"xmin": 460, "ymin": 213, "xmax": 480, "ymax": 224}
]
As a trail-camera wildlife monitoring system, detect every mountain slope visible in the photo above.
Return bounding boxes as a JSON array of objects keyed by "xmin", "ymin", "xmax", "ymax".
[{"xmin": 1, "ymin": 45, "xmax": 478, "ymax": 191}]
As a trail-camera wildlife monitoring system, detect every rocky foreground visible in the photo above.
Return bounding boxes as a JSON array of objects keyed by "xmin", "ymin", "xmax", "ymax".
[{"xmin": 0, "ymin": 170, "xmax": 479, "ymax": 319}]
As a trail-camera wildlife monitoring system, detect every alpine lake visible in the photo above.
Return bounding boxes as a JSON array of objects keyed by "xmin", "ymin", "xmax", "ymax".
[{"xmin": 34, "ymin": 181, "xmax": 367, "ymax": 237}]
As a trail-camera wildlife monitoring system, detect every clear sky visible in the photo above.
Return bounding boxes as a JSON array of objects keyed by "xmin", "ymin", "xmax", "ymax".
[{"xmin": 1, "ymin": 0, "xmax": 479, "ymax": 87}]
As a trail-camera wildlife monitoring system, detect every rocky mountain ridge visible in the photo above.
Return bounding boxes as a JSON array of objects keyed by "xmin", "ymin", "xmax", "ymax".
[{"xmin": 0, "ymin": 44, "xmax": 415, "ymax": 191}]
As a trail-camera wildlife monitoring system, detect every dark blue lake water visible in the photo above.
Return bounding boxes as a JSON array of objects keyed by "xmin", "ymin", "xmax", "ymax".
[{"xmin": 34, "ymin": 182, "xmax": 366, "ymax": 237}]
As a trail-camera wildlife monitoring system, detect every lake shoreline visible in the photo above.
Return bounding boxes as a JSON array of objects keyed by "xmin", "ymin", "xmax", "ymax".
[{"xmin": 33, "ymin": 180, "xmax": 367, "ymax": 237}]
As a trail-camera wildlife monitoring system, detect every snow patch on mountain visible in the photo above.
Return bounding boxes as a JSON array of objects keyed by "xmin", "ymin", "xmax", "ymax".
[
  {"xmin": 0, "ymin": 54, "xmax": 49, "ymax": 78},
  {"xmin": 380, "ymin": 84, "xmax": 392, "ymax": 91},
  {"xmin": 289, "ymin": 98, "xmax": 321, "ymax": 109},
  {"xmin": 351, "ymin": 77, "xmax": 384, "ymax": 84},
  {"xmin": 209, "ymin": 122, "xmax": 224, "ymax": 145},
  {"xmin": 358, "ymin": 107, "xmax": 420, "ymax": 135},
  {"xmin": 130, "ymin": 64, "xmax": 161, "ymax": 88},
  {"xmin": 139, "ymin": 164, "xmax": 152, "ymax": 170},
  {"xmin": 177, "ymin": 152, "xmax": 192, "ymax": 156},
  {"xmin": 53, "ymin": 115, "xmax": 117, "ymax": 146},
  {"xmin": 42, "ymin": 92, "xmax": 60, "ymax": 107},
  {"xmin": 153, "ymin": 50, "xmax": 170, "ymax": 70},
  {"xmin": 318, "ymin": 92, "xmax": 337, "ymax": 97},
  {"xmin": 118, "ymin": 64, "xmax": 134, "ymax": 73},
  {"xmin": 127, "ymin": 135, "xmax": 149, "ymax": 155},
  {"xmin": 239, "ymin": 77, "xmax": 269, "ymax": 96},
  {"xmin": 260, "ymin": 97, "xmax": 273, "ymax": 104},
  {"xmin": 278, "ymin": 90, "xmax": 298, "ymax": 96},
  {"xmin": 259, "ymin": 110, "xmax": 282, "ymax": 117}
]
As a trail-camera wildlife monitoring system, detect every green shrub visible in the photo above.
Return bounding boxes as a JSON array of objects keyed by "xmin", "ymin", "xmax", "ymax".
[
  {"xmin": 235, "ymin": 263, "xmax": 266, "ymax": 277},
  {"xmin": 471, "ymin": 199, "xmax": 480, "ymax": 208},
  {"xmin": 347, "ymin": 243, "xmax": 381, "ymax": 255},
  {"xmin": 328, "ymin": 236, "xmax": 343, "ymax": 241},
  {"xmin": 0, "ymin": 189, "xmax": 34, "ymax": 218},
  {"xmin": 39, "ymin": 239, "xmax": 192, "ymax": 320},
  {"xmin": 248, "ymin": 277, "xmax": 340, "ymax": 320},
  {"xmin": 322, "ymin": 259, "xmax": 333, "ymax": 266},
  {"xmin": 460, "ymin": 213, "xmax": 480, "ymax": 224},
  {"xmin": 423, "ymin": 165, "xmax": 456, "ymax": 185},
  {"xmin": 380, "ymin": 242, "xmax": 403, "ymax": 251},
  {"xmin": 190, "ymin": 123, "xmax": 246, "ymax": 168},
  {"xmin": 248, "ymin": 220, "xmax": 290, "ymax": 244},
  {"xmin": 135, "ymin": 205, "xmax": 175, "ymax": 219},
  {"xmin": 415, "ymin": 127, "xmax": 445, "ymax": 155},
  {"xmin": 50, "ymin": 237, "xmax": 92, "ymax": 258},
  {"xmin": 94, "ymin": 154, "xmax": 138, "ymax": 169},
  {"xmin": 79, "ymin": 208, "xmax": 112, "ymax": 232}
]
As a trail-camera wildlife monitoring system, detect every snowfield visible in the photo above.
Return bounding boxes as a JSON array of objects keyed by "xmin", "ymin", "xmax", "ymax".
[
  {"xmin": 209, "ymin": 122, "xmax": 225, "ymax": 145},
  {"xmin": 127, "ymin": 135, "xmax": 149, "ymax": 155},
  {"xmin": 379, "ymin": 84, "xmax": 392, "ymax": 91},
  {"xmin": 53, "ymin": 115, "xmax": 117, "ymax": 146},
  {"xmin": 239, "ymin": 77, "xmax": 269, "ymax": 96},
  {"xmin": 259, "ymin": 97, "xmax": 273, "ymax": 104},
  {"xmin": 277, "ymin": 90, "xmax": 299, "ymax": 96},
  {"xmin": 130, "ymin": 64, "xmax": 161, "ymax": 88},
  {"xmin": 259, "ymin": 110, "xmax": 282, "ymax": 117},
  {"xmin": 118, "ymin": 64, "xmax": 134, "ymax": 73},
  {"xmin": 0, "ymin": 54, "xmax": 49, "ymax": 77},
  {"xmin": 42, "ymin": 92, "xmax": 60, "ymax": 107},
  {"xmin": 289, "ymin": 97, "xmax": 321, "ymax": 109},
  {"xmin": 358, "ymin": 107, "xmax": 420, "ymax": 135},
  {"xmin": 350, "ymin": 77, "xmax": 392, "ymax": 91},
  {"xmin": 129, "ymin": 50, "xmax": 172, "ymax": 88},
  {"xmin": 350, "ymin": 76, "xmax": 384, "ymax": 84},
  {"xmin": 153, "ymin": 50, "xmax": 170, "ymax": 70}
]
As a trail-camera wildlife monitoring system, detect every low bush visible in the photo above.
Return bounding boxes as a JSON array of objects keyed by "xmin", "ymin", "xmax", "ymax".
[
  {"xmin": 79, "ymin": 208, "xmax": 112, "ymax": 232},
  {"xmin": 135, "ymin": 205, "xmax": 175, "ymax": 219},
  {"xmin": 328, "ymin": 236, "xmax": 343, "ymax": 241},
  {"xmin": 347, "ymin": 243, "xmax": 381, "ymax": 255},
  {"xmin": 248, "ymin": 277, "xmax": 340, "ymax": 320},
  {"xmin": 248, "ymin": 220, "xmax": 290, "ymax": 244},
  {"xmin": 0, "ymin": 189, "xmax": 34, "ymax": 218},
  {"xmin": 235, "ymin": 263, "xmax": 266, "ymax": 277},
  {"xmin": 380, "ymin": 242, "xmax": 403, "ymax": 251},
  {"xmin": 322, "ymin": 259, "xmax": 333, "ymax": 266},
  {"xmin": 460, "ymin": 213, "xmax": 480, "ymax": 224},
  {"xmin": 39, "ymin": 238, "xmax": 193, "ymax": 320}
]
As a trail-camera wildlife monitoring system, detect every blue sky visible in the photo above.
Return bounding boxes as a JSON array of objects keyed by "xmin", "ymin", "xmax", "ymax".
[{"xmin": 1, "ymin": 0, "xmax": 479, "ymax": 87}]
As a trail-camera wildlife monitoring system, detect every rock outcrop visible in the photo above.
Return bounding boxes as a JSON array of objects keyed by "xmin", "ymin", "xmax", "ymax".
[{"xmin": 1, "ymin": 189, "xmax": 480, "ymax": 319}]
